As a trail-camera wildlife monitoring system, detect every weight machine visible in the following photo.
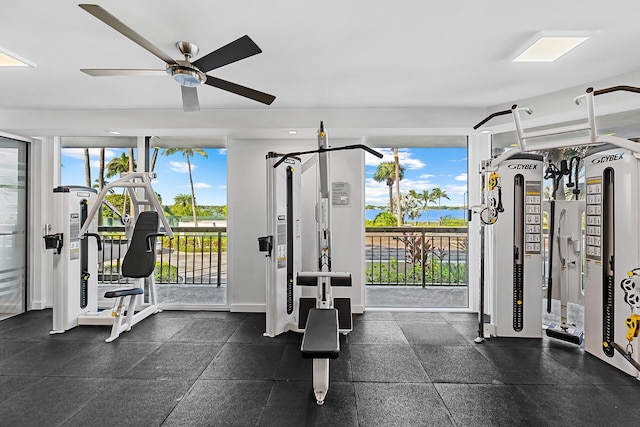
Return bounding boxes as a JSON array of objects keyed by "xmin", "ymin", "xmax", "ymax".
[
  {"xmin": 259, "ymin": 122, "xmax": 382, "ymax": 404},
  {"xmin": 45, "ymin": 172, "xmax": 173, "ymax": 342},
  {"xmin": 474, "ymin": 86, "xmax": 640, "ymax": 379}
]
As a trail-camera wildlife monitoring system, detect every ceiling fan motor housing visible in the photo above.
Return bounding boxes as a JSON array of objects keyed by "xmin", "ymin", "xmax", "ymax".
[{"xmin": 167, "ymin": 61, "xmax": 206, "ymax": 87}]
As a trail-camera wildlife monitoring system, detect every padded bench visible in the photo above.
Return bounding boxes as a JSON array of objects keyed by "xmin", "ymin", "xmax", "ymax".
[{"xmin": 301, "ymin": 308, "xmax": 340, "ymax": 359}]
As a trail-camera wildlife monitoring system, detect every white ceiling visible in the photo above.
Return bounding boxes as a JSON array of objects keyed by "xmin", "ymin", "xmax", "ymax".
[{"xmin": 1, "ymin": 0, "xmax": 640, "ymax": 140}]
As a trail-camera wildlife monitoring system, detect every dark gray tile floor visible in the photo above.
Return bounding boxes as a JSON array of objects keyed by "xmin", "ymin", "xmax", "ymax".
[{"xmin": 1, "ymin": 308, "xmax": 639, "ymax": 426}]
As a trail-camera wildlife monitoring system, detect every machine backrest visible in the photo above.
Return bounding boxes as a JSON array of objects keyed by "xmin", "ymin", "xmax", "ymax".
[{"xmin": 122, "ymin": 211, "xmax": 159, "ymax": 278}]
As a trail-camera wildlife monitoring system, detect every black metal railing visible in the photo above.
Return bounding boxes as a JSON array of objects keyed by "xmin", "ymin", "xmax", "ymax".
[
  {"xmin": 97, "ymin": 226, "xmax": 227, "ymax": 286},
  {"xmin": 365, "ymin": 227, "xmax": 468, "ymax": 287},
  {"xmin": 98, "ymin": 225, "xmax": 466, "ymax": 288}
]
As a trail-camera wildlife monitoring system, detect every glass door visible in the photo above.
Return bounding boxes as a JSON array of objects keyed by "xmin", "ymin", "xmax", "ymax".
[{"xmin": 0, "ymin": 137, "xmax": 27, "ymax": 320}]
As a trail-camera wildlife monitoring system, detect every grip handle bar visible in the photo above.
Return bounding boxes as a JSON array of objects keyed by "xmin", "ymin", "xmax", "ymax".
[
  {"xmin": 592, "ymin": 85, "xmax": 640, "ymax": 96},
  {"xmin": 473, "ymin": 105, "xmax": 517, "ymax": 130},
  {"xmin": 273, "ymin": 144, "xmax": 383, "ymax": 168}
]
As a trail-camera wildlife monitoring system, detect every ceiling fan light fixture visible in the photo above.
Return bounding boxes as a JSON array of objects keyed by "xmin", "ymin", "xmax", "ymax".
[{"xmin": 167, "ymin": 62, "xmax": 206, "ymax": 87}]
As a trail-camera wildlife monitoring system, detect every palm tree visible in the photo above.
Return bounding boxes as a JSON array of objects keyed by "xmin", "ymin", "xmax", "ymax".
[
  {"xmin": 150, "ymin": 147, "xmax": 159, "ymax": 172},
  {"xmin": 162, "ymin": 148, "xmax": 208, "ymax": 228},
  {"xmin": 173, "ymin": 193, "xmax": 192, "ymax": 211},
  {"xmin": 373, "ymin": 161, "xmax": 405, "ymax": 215},
  {"xmin": 106, "ymin": 152, "xmax": 136, "ymax": 214},
  {"xmin": 430, "ymin": 187, "xmax": 450, "ymax": 226},
  {"xmin": 393, "ymin": 148, "xmax": 403, "ymax": 226},
  {"xmin": 83, "ymin": 148, "xmax": 91, "ymax": 188},
  {"xmin": 411, "ymin": 189, "xmax": 436, "ymax": 225}
]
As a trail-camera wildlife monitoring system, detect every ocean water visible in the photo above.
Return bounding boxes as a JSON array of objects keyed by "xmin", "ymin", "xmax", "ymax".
[{"xmin": 366, "ymin": 209, "xmax": 466, "ymax": 222}]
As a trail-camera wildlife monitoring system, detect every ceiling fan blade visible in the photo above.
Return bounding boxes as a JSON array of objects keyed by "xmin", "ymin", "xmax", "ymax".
[
  {"xmin": 181, "ymin": 86, "xmax": 200, "ymax": 112},
  {"xmin": 79, "ymin": 4, "xmax": 177, "ymax": 66},
  {"xmin": 204, "ymin": 76, "xmax": 275, "ymax": 105},
  {"xmin": 81, "ymin": 69, "xmax": 167, "ymax": 77},
  {"xmin": 192, "ymin": 35, "xmax": 262, "ymax": 73}
]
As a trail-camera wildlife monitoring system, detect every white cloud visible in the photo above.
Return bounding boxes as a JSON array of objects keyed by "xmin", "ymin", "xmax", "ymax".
[
  {"xmin": 217, "ymin": 149, "xmax": 227, "ymax": 155},
  {"xmin": 365, "ymin": 176, "xmax": 437, "ymax": 205},
  {"xmin": 169, "ymin": 161, "xmax": 194, "ymax": 173},
  {"xmin": 455, "ymin": 173, "xmax": 467, "ymax": 182},
  {"xmin": 192, "ymin": 182, "xmax": 211, "ymax": 189},
  {"xmin": 419, "ymin": 174, "xmax": 434, "ymax": 179},
  {"xmin": 365, "ymin": 148, "xmax": 425, "ymax": 170},
  {"xmin": 62, "ymin": 148, "xmax": 117, "ymax": 162},
  {"xmin": 444, "ymin": 184, "xmax": 468, "ymax": 195},
  {"xmin": 449, "ymin": 157, "xmax": 468, "ymax": 162}
]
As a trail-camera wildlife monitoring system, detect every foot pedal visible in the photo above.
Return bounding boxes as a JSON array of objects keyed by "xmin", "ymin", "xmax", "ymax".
[{"xmin": 334, "ymin": 297, "xmax": 352, "ymax": 331}]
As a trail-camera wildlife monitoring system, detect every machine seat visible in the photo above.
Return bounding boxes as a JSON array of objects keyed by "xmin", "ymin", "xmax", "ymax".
[{"xmin": 301, "ymin": 308, "xmax": 340, "ymax": 359}]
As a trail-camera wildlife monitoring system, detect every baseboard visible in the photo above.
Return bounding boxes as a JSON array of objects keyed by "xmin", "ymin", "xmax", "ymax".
[
  {"xmin": 28, "ymin": 300, "xmax": 47, "ymax": 310},
  {"xmin": 159, "ymin": 304, "xmax": 229, "ymax": 311},
  {"xmin": 229, "ymin": 303, "xmax": 266, "ymax": 313}
]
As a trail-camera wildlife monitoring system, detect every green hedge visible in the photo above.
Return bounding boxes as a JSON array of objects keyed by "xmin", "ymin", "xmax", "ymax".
[{"xmin": 366, "ymin": 258, "xmax": 466, "ymax": 285}]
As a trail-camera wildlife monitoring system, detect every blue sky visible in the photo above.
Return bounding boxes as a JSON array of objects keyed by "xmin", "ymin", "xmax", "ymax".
[
  {"xmin": 61, "ymin": 146, "xmax": 468, "ymax": 207},
  {"xmin": 61, "ymin": 147, "xmax": 228, "ymax": 206},
  {"xmin": 364, "ymin": 147, "xmax": 468, "ymax": 207}
]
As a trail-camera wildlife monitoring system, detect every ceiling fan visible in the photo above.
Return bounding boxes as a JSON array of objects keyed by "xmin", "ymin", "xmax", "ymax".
[{"xmin": 78, "ymin": 4, "xmax": 276, "ymax": 112}]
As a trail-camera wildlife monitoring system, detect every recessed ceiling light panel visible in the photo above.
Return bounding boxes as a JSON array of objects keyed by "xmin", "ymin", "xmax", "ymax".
[
  {"xmin": 0, "ymin": 47, "xmax": 35, "ymax": 67},
  {"xmin": 512, "ymin": 32, "xmax": 593, "ymax": 63}
]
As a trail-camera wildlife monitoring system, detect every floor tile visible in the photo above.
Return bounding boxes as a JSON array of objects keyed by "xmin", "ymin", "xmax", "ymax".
[
  {"xmin": 0, "ymin": 377, "xmax": 115, "ymax": 426},
  {"xmin": 477, "ymin": 346, "xmax": 589, "ymax": 385},
  {"xmin": 517, "ymin": 384, "xmax": 637, "ymax": 426},
  {"xmin": 353, "ymin": 311, "xmax": 395, "ymax": 321},
  {"xmin": 64, "ymin": 378, "xmax": 193, "ymax": 426},
  {"xmin": 349, "ymin": 320, "xmax": 409, "ymax": 344},
  {"xmin": 52, "ymin": 341, "xmax": 161, "ymax": 378},
  {"xmin": 0, "ymin": 340, "xmax": 100, "ymax": 376},
  {"xmin": 276, "ymin": 340, "xmax": 352, "ymax": 382},
  {"xmin": 351, "ymin": 344, "xmax": 429, "ymax": 382},
  {"xmin": 413, "ymin": 345, "xmax": 502, "ymax": 384},
  {"xmin": 200, "ymin": 342, "xmax": 286, "ymax": 380},
  {"xmin": 260, "ymin": 381, "xmax": 357, "ymax": 426},
  {"xmin": 126, "ymin": 342, "xmax": 222, "ymax": 379},
  {"xmin": 0, "ymin": 376, "xmax": 42, "ymax": 403},
  {"xmin": 163, "ymin": 379, "xmax": 272, "ymax": 426},
  {"xmin": 117, "ymin": 316, "xmax": 193, "ymax": 342},
  {"xmin": 544, "ymin": 345, "xmax": 640, "ymax": 385},
  {"xmin": 436, "ymin": 383, "xmax": 551, "ymax": 426},
  {"xmin": 167, "ymin": 318, "xmax": 239, "ymax": 342},
  {"xmin": 392, "ymin": 312, "xmax": 447, "ymax": 322},
  {"xmin": 228, "ymin": 318, "xmax": 298, "ymax": 344},
  {"xmin": 398, "ymin": 321, "xmax": 470, "ymax": 346},
  {"xmin": 356, "ymin": 382, "xmax": 453, "ymax": 426}
]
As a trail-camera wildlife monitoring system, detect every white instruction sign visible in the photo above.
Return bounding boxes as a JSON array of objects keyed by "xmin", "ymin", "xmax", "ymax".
[{"xmin": 332, "ymin": 182, "xmax": 349, "ymax": 205}]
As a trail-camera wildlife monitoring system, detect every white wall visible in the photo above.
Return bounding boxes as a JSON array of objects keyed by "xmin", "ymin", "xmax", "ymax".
[
  {"xmin": 227, "ymin": 137, "xmax": 366, "ymax": 313},
  {"xmin": 26, "ymin": 136, "xmax": 57, "ymax": 310}
]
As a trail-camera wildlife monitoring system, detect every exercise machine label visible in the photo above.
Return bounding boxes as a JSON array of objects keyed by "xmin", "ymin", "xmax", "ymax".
[
  {"xmin": 276, "ymin": 217, "xmax": 286, "ymax": 269},
  {"xmin": 585, "ymin": 176, "xmax": 602, "ymax": 261},
  {"xmin": 524, "ymin": 181, "xmax": 541, "ymax": 254}
]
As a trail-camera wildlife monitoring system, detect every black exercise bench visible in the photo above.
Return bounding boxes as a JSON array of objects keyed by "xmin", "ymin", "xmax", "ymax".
[{"xmin": 301, "ymin": 308, "xmax": 340, "ymax": 359}]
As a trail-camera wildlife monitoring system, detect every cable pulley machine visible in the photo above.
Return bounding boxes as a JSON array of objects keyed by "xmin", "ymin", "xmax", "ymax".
[
  {"xmin": 475, "ymin": 85, "xmax": 640, "ymax": 379},
  {"xmin": 259, "ymin": 121, "xmax": 382, "ymax": 404}
]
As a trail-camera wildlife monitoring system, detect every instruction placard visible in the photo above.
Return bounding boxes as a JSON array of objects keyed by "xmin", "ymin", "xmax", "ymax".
[{"xmin": 332, "ymin": 182, "xmax": 349, "ymax": 205}]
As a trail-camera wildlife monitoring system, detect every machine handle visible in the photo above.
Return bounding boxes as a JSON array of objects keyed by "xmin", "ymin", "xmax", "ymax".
[
  {"xmin": 83, "ymin": 233, "xmax": 102, "ymax": 251},
  {"xmin": 273, "ymin": 144, "xmax": 383, "ymax": 168},
  {"xmin": 473, "ymin": 105, "xmax": 517, "ymax": 130},
  {"xmin": 591, "ymin": 85, "xmax": 640, "ymax": 96},
  {"xmin": 145, "ymin": 233, "xmax": 165, "ymax": 253}
]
